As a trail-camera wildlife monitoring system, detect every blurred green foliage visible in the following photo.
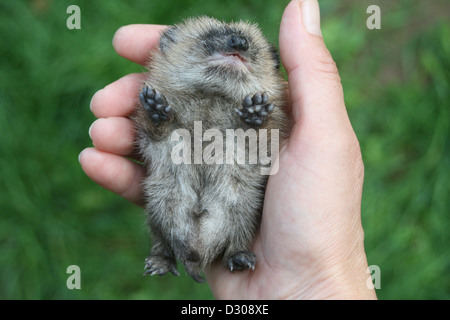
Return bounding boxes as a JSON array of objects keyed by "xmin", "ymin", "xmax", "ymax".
[{"xmin": 0, "ymin": 0, "xmax": 448, "ymax": 299}]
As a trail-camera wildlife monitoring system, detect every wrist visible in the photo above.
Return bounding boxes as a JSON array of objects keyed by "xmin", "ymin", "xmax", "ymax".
[{"xmin": 294, "ymin": 240, "xmax": 377, "ymax": 300}]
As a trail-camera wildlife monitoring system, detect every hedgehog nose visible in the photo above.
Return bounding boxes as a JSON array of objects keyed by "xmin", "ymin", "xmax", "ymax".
[{"xmin": 228, "ymin": 34, "xmax": 249, "ymax": 51}]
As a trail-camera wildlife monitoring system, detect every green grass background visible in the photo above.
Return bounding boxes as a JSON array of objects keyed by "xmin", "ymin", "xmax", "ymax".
[{"xmin": 0, "ymin": 0, "xmax": 448, "ymax": 299}]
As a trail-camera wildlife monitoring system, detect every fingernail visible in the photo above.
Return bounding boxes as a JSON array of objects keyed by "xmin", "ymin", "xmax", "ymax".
[
  {"xmin": 90, "ymin": 90, "xmax": 101, "ymax": 112},
  {"xmin": 88, "ymin": 119, "xmax": 98, "ymax": 139},
  {"xmin": 301, "ymin": 0, "xmax": 322, "ymax": 37},
  {"xmin": 89, "ymin": 94, "xmax": 95, "ymax": 112},
  {"xmin": 78, "ymin": 149, "xmax": 84, "ymax": 163}
]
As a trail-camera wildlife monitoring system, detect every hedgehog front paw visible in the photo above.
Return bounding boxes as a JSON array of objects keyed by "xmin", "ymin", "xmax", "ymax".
[
  {"xmin": 236, "ymin": 92, "xmax": 274, "ymax": 126},
  {"xmin": 139, "ymin": 83, "xmax": 172, "ymax": 124}
]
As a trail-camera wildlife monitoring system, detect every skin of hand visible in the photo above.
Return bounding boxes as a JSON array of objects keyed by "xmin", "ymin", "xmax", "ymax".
[{"xmin": 79, "ymin": 0, "xmax": 377, "ymax": 299}]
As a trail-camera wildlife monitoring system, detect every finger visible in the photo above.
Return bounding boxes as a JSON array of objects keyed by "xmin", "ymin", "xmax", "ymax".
[
  {"xmin": 89, "ymin": 117, "xmax": 136, "ymax": 156},
  {"xmin": 113, "ymin": 24, "xmax": 168, "ymax": 66},
  {"xmin": 79, "ymin": 148, "xmax": 145, "ymax": 206},
  {"xmin": 279, "ymin": 0, "xmax": 350, "ymax": 132},
  {"xmin": 90, "ymin": 73, "xmax": 146, "ymax": 118}
]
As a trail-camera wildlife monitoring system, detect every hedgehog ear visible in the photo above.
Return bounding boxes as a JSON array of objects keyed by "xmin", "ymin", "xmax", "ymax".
[
  {"xmin": 159, "ymin": 26, "xmax": 178, "ymax": 54},
  {"xmin": 269, "ymin": 43, "xmax": 280, "ymax": 70}
]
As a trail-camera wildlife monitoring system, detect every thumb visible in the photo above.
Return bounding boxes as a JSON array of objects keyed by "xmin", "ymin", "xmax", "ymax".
[{"xmin": 280, "ymin": 0, "xmax": 350, "ymax": 134}]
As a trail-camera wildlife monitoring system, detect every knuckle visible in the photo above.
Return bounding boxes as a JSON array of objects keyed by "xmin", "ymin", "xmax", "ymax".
[{"xmin": 310, "ymin": 50, "xmax": 342, "ymax": 84}]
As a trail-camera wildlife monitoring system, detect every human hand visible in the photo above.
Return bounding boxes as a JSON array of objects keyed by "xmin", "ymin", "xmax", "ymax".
[
  {"xmin": 79, "ymin": 24, "xmax": 167, "ymax": 207},
  {"xmin": 79, "ymin": 0, "xmax": 376, "ymax": 299},
  {"xmin": 206, "ymin": 0, "xmax": 376, "ymax": 299}
]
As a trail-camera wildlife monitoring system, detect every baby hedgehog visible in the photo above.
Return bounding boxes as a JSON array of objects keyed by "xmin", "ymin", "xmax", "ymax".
[{"xmin": 132, "ymin": 17, "xmax": 288, "ymax": 282}]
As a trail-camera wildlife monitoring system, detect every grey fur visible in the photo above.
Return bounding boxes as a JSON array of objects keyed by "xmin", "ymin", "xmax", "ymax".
[{"xmin": 132, "ymin": 17, "xmax": 288, "ymax": 282}]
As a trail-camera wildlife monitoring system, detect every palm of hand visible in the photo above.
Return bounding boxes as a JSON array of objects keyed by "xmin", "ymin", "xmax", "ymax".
[{"xmin": 207, "ymin": 114, "xmax": 365, "ymax": 299}]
